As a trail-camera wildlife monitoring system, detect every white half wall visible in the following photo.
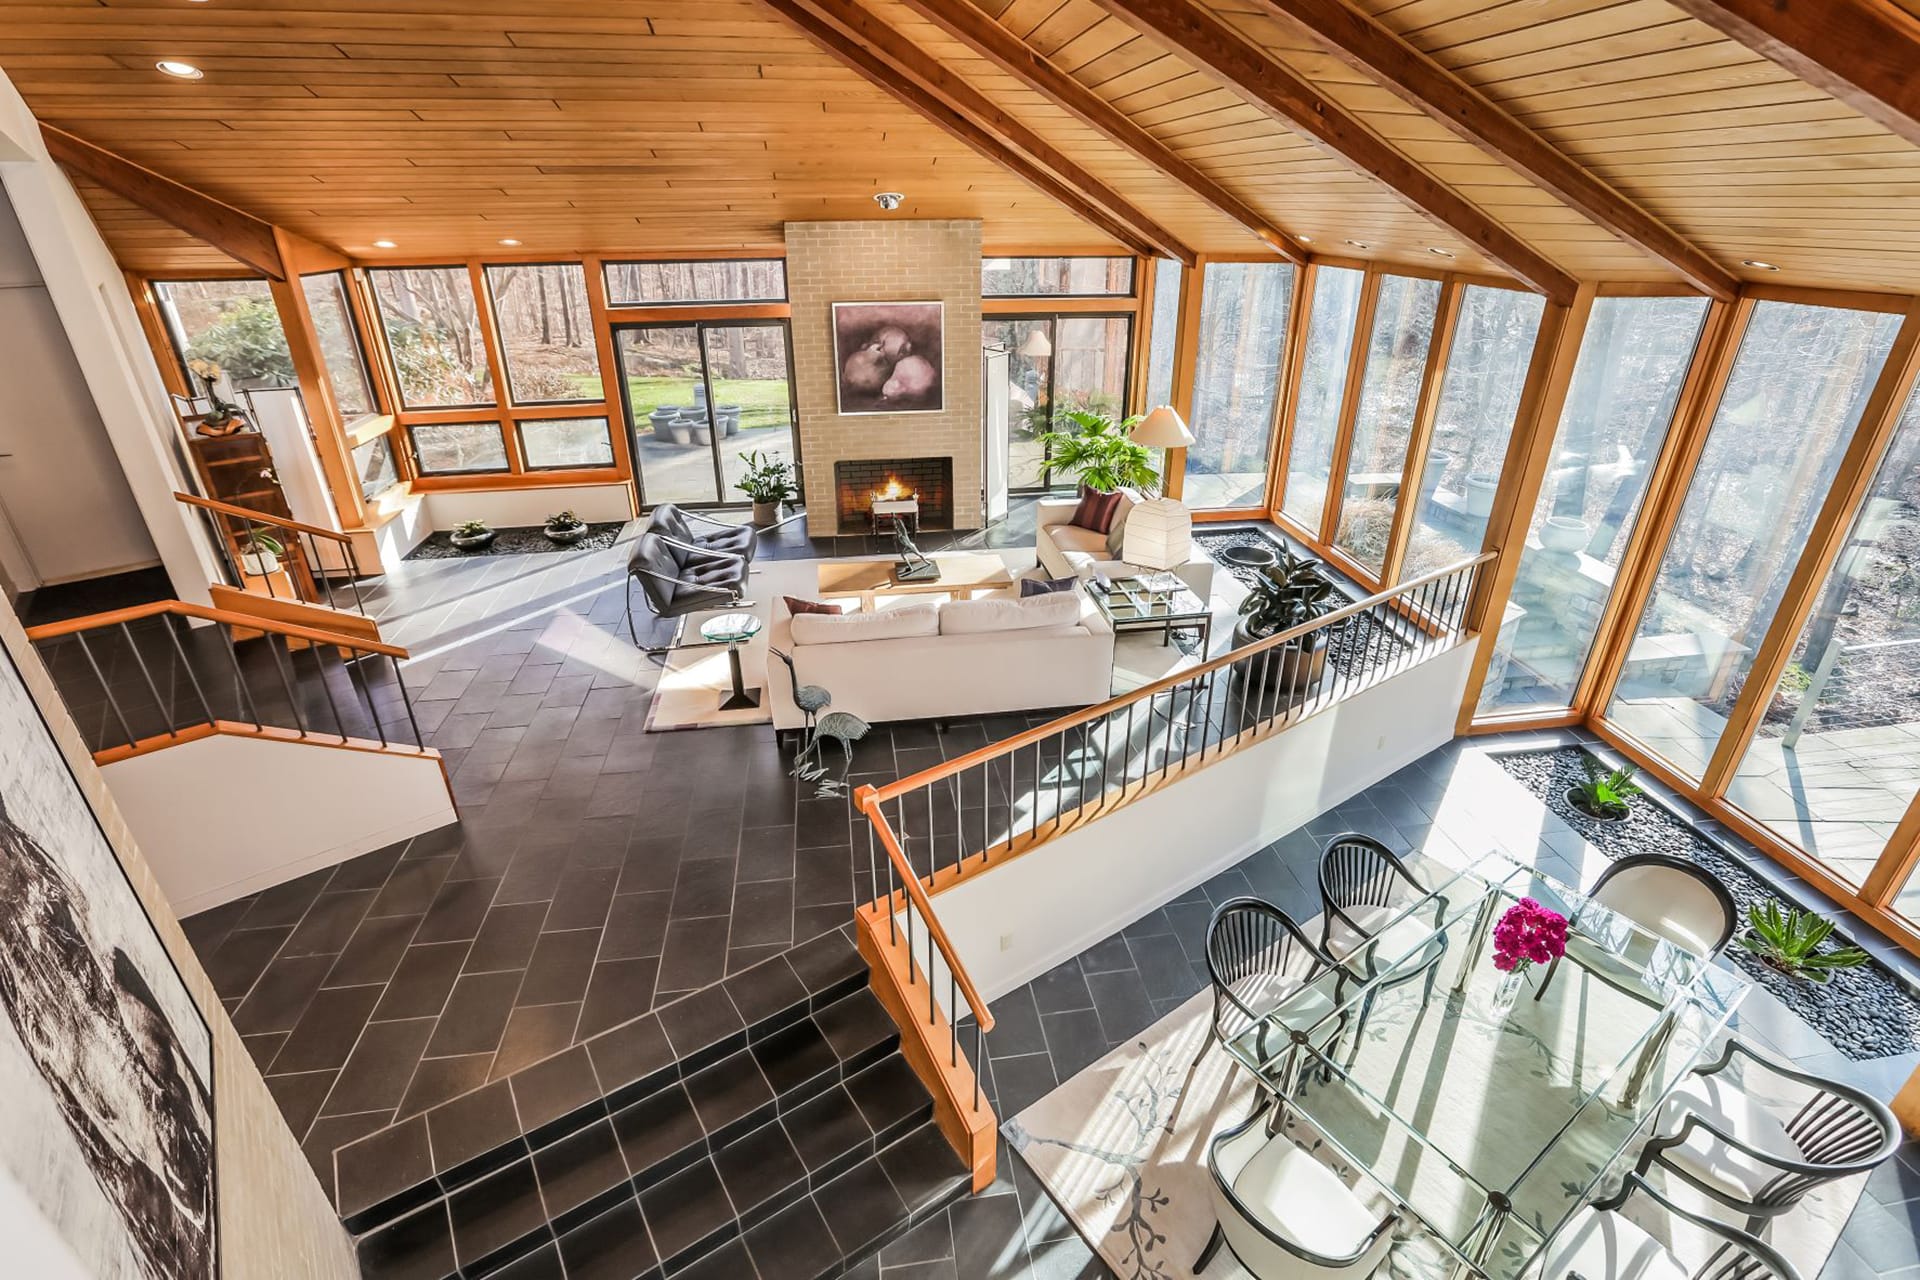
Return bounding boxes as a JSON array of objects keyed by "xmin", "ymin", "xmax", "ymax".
[
  {"xmin": 102, "ymin": 732, "xmax": 457, "ymax": 917},
  {"xmin": 423, "ymin": 482, "xmax": 633, "ymax": 531},
  {"xmin": 928, "ymin": 642, "xmax": 1475, "ymax": 1004}
]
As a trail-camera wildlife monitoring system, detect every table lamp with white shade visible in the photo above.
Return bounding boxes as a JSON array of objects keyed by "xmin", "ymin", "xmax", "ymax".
[{"xmin": 1124, "ymin": 405, "xmax": 1197, "ymax": 572}]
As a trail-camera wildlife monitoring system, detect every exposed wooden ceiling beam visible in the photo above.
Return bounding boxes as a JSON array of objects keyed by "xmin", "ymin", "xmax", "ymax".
[
  {"xmin": 759, "ymin": 0, "xmax": 1195, "ymax": 265},
  {"xmin": 41, "ymin": 124, "xmax": 287, "ymax": 278},
  {"xmin": 892, "ymin": 0, "xmax": 1302, "ymax": 264},
  {"xmin": 1090, "ymin": 0, "xmax": 1578, "ymax": 304},
  {"xmin": 1250, "ymin": 0, "xmax": 1735, "ymax": 300},
  {"xmin": 1663, "ymin": 0, "xmax": 1920, "ymax": 149}
]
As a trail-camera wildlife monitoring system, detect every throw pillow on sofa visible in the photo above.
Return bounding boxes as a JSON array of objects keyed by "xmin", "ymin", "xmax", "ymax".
[
  {"xmin": 783, "ymin": 596, "xmax": 843, "ymax": 616},
  {"xmin": 940, "ymin": 591, "xmax": 1082, "ymax": 635},
  {"xmin": 789, "ymin": 601, "xmax": 939, "ymax": 645},
  {"xmin": 1019, "ymin": 575, "xmax": 1078, "ymax": 597}
]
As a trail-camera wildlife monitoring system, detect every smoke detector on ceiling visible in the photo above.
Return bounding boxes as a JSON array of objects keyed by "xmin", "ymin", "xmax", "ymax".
[{"xmin": 874, "ymin": 192, "xmax": 906, "ymax": 211}]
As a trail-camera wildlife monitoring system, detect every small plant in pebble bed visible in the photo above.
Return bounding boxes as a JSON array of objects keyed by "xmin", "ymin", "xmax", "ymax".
[
  {"xmin": 1740, "ymin": 901, "xmax": 1871, "ymax": 983},
  {"xmin": 1567, "ymin": 757, "xmax": 1642, "ymax": 821}
]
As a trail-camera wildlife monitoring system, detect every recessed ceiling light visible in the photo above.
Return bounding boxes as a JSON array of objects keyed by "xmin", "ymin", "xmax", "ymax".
[
  {"xmin": 1297, "ymin": 235, "xmax": 1313, "ymax": 244},
  {"xmin": 1742, "ymin": 259, "xmax": 1780, "ymax": 271},
  {"xmin": 372, "ymin": 239, "xmax": 397, "ymax": 249},
  {"xmin": 1426, "ymin": 247, "xmax": 1454, "ymax": 257},
  {"xmin": 498, "ymin": 238, "xmax": 522, "ymax": 247},
  {"xmin": 874, "ymin": 192, "xmax": 906, "ymax": 211},
  {"xmin": 156, "ymin": 60, "xmax": 204, "ymax": 79},
  {"xmin": 1345, "ymin": 239, "xmax": 1370, "ymax": 250}
]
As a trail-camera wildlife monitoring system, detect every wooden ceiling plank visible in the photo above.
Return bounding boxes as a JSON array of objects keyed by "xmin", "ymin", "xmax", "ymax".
[
  {"xmin": 891, "ymin": 0, "xmax": 1300, "ymax": 260},
  {"xmin": 1090, "ymin": 0, "xmax": 1577, "ymax": 301},
  {"xmin": 1247, "ymin": 0, "xmax": 1735, "ymax": 297},
  {"xmin": 1662, "ymin": 0, "xmax": 1920, "ymax": 148},
  {"xmin": 40, "ymin": 122, "xmax": 287, "ymax": 277},
  {"xmin": 752, "ymin": 0, "xmax": 1160, "ymax": 257}
]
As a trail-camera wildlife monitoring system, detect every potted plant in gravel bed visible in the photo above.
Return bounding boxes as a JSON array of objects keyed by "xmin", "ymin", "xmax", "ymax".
[
  {"xmin": 735, "ymin": 449, "xmax": 796, "ymax": 527},
  {"xmin": 543, "ymin": 510, "xmax": 589, "ymax": 544},
  {"xmin": 450, "ymin": 519, "xmax": 495, "ymax": 551},
  {"xmin": 1567, "ymin": 757, "xmax": 1641, "ymax": 822},
  {"xmin": 1233, "ymin": 548, "xmax": 1339, "ymax": 696},
  {"xmin": 1739, "ymin": 901, "xmax": 1871, "ymax": 982}
]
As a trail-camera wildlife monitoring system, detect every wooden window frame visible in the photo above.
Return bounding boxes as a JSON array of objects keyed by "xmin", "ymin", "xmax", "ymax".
[
  {"xmin": 482, "ymin": 261, "xmax": 609, "ymax": 411},
  {"xmin": 601, "ymin": 256, "xmax": 790, "ymax": 309},
  {"xmin": 980, "ymin": 254, "xmax": 1138, "ymax": 301}
]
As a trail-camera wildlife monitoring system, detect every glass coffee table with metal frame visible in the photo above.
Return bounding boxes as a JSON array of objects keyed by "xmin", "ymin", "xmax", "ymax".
[
  {"xmin": 1082, "ymin": 572, "xmax": 1212, "ymax": 651},
  {"xmin": 1224, "ymin": 851, "xmax": 1749, "ymax": 1280}
]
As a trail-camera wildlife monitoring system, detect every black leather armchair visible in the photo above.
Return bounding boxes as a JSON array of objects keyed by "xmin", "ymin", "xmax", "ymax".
[
  {"xmin": 624, "ymin": 530, "xmax": 750, "ymax": 652},
  {"xmin": 647, "ymin": 503, "xmax": 756, "ymax": 566}
]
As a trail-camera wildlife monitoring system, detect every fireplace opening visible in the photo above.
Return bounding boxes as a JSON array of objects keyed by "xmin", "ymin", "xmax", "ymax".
[{"xmin": 832, "ymin": 457, "xmax": 955, "ymax": 534}]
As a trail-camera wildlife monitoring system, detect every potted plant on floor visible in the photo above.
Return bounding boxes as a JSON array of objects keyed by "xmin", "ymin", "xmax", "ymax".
[
  {"xmin": 544, "ymin": 510, "xmax": 589, "ymax": 544},
  {"xmin": 1739, "ymin": 901, "xmax": 1870, "ymax": 982},
  {"xmin": 1233, "ymin": 548, "xmax": 1338, "ymax": 695},
  {"xmin": 1037, "ymin": 409, "xmax": 1159, "ymax": 495},
  {"xmin": 735, "ymin": 449, "xmax": 796, "ymax": 527},
  {"xmin": 237, "ymin": 525, "xmax": 284, "ymax": 577},
  {"xmin": 1566, "ymin": 757, "xmax": 1641, "ymax": 822},
  {"xmin": 450, "ymin": 519, "xmax": 496, "ymax": 551}
]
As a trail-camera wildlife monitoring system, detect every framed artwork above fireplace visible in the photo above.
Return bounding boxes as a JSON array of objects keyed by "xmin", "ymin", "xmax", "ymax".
[{"xmin": 832, "ymin": 300, "xmax": 945, "ymax": 415}]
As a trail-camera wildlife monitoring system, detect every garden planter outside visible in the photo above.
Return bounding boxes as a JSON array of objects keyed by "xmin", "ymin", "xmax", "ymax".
[
  {"xmin": 1539, "ymin": 516, "xmax": 1591, "ymax": 555},
  {"xmin": 718, "ymin": 406, "xmax": 742, "ymax": 437},
  {"xmin": 1465, "ymin": 473, "xmax": 1500, "ymax": 518}
]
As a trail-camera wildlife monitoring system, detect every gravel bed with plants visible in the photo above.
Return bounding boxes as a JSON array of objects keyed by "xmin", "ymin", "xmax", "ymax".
[
  {"xmin": 1499, "ymin": 745, "xmax": 1920, "ymax": 1059},
  {"xmin": 405, "ymin": 521, "xmax": 627, "ymax": 560}
]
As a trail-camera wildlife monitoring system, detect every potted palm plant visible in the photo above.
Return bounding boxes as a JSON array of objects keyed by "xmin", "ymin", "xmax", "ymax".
[
  {"xmin": 735, "ymin": 450, "xmax": 796, "ymax": 526},
  {"xmin": 544, "ymin": 510, "xmax": 589, "ymax": 544},
  {"xmin": 1233, "ymin": 548, "xmax": 1339, "ymax": 695},
  {"xmin": 1566, "ymin": 757, "xmax": 1641, "ymax": 822},
  {"xmin": 1037, "ymin": 409, "xmax": 1160, "ymax": 494}
]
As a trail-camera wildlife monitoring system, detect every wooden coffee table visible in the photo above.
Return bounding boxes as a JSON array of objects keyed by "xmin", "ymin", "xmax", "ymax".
[{"xmin": 815, "ymin": 553, "xmax": 1014, "ymax": 612}]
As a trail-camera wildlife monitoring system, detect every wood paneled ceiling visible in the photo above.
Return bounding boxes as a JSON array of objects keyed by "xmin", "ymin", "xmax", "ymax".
[{"xmin": 3, "ymin": 0, "xmax": 1918, "ymax": 295}]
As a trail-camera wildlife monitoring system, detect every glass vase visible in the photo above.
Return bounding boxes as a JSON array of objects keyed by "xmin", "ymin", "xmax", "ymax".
[{"xmin": 1489, "ymin": 966, "xmax": 1529, "ymax": 1016}]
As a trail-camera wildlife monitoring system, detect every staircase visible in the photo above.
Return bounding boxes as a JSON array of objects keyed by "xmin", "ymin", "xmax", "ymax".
[{"xmin": 341, "ymin": 929, "xmax": 969, "ymax": 1279}]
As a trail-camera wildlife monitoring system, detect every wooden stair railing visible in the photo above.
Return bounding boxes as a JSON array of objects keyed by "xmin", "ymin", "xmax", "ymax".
[
  {"xmin": 24, "ymin": 600, "xmax": 430, "ymax": 767},
  {"xmin": 847, "ymin": 553, "xmax": 1494, "ymax": 1180},
  {"xmin": 174, "ymin": 491, "xmax": 379, "ymax": 640}
]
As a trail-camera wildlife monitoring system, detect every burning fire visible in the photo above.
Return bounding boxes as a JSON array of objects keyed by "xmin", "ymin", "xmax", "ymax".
[{"xmin": 872, "ymin": 476, "xmax": 916, "ymax": 503}]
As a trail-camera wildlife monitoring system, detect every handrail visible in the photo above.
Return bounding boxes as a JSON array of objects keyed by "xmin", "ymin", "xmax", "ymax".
[
  {"xmin": 865, "ymin": 549, "xmax": 1496, "ymax": 805},
  {"xmin": 854, "ymin": 781, "xmax": 996, "ymax": 1036},
  {"xmin": 24, "ymin": 599, "xmax": 407, "ymax": 657},
  {"xmin": 174, "ymin": 491, "xmax": 353, "ymax": 545}
]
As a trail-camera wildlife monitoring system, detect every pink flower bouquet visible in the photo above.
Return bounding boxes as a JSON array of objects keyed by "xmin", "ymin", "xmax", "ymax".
[{"xmin": 1492, "ymin": 897, "xmax": 1569, "ymax": 975}]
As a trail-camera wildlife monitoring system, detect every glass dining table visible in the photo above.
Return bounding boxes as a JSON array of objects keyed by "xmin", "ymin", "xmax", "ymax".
[{"xmin": 1224, "ymin": 852, "xmax": 1749, "ymax": 1280}]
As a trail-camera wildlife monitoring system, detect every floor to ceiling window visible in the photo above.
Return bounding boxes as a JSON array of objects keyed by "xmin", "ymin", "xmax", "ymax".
[
  {"xmin": 1280, "ymin": 266, "xmax": 1365, "ymax": 537},
  {"xmin": 1726, "ymin": 378, "xmax": 1920, "ymax": 899},
  {"xmin": 1605, "ymin": 301, "xmax": 1901, "ymax": 779},
  {"xmin": 1401, "ymin": 286, "xmax": 1544, "ymax": 581},
  {"xmin": 299, "ymin": 272, "xmax": 376, "ymax": 419},
  {"xmin": 1143, "ymin": 258, "xmax": 1181, "ymax": 412},
  {"xmin": 368, "ymin": 266, "xmax": 495, "ymax": 408},
  {"xmin": 981, "ymin": 314, "xmax": 1134, "ymax": 491},
  {"xmin": 1478, "ymin": 295, "xmax": 1712, "ymax": 716},
  {"xmin": 1333, "ymin": 274, "xmax": 1442, "ymax": 576},
  {"xmin": 154, "ymin": 278, "xmax": 295, "ymax": 396},
  {"xmin": 1187, "ymin": 261, "xmax": 1295, "ymax": 509}
]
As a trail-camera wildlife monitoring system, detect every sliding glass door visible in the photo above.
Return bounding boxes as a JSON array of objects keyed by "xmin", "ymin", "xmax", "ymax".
[
  {"xmin": 982, "ymin": 313, "xmax": 1133, "ymax": 492},
  {"xmin": 613, "ymin": 321, "xmax": 799, "ymax": 508}
]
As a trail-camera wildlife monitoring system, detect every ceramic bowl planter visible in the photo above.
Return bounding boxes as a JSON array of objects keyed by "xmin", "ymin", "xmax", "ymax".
[
  {"xmin": 240, "ymin": 549, "xmax": 281, "ymax": 576},
  {"xmin": 1464, "ymin": 472, "xmax": 1500, "ymax": 518},
  {"xmin": 717, "ymin": 406, "xmax": 742, "ymax": 437},
  {"xmin": 544, "ymin": 511, "xmax": 590, "ymax": 545},
  {"xmin": 450, "ymin": 528, "xmax": 496, "ymax": 552},
  {"xmin": 1564, "ymin": 788, "xmax": 1629, "ymax": 823},
  {"xmin": 1219, "ymin": 544, "xmax": 1279, "ymax": 572},
  {"xmin": 1539, "ymin": 516, "xmax": 1591, "ymax": 555}
]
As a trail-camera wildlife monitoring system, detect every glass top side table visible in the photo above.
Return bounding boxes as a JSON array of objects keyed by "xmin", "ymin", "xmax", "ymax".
[{"xmin": 699, "ymin": 611, "xmax": 763, "ymax": 712}]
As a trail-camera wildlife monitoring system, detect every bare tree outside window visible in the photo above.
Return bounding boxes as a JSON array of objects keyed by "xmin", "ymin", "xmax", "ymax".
[
  {"xmin": 485, "ymin": 264, "xmax": 601, "ymax": 403},
  {"xmin": 369, "ymin": 267, "xmax": 494, "ymax": 408}
]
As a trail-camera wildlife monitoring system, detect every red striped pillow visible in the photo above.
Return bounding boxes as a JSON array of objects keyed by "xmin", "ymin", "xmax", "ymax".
[{"xmin": 1069, "ymin": 488, "xmax": 1125, "ymax": 534}]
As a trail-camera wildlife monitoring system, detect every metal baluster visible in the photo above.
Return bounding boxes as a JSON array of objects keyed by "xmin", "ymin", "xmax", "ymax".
[
  {"xmin": 262, "ymin": 637, "xmax": 309, "ymax": 737},
  {"xmin": 1100, "ymin": 713, "xmax": 1113, "ymax": 809},
  {"xmin": 394, "ymin": 656, "xmax": 424, "ymax": 748},
  {"xmin": 75, "ymin": 632, "xmax": 137, "ymax": 750},
  {"xmin": 343, "ymin": 653, "xmax": 388, "ymax": 748},
  {"xmin": 1053, "ymin": 727, "xmax": 1064, "ymax": 832},
  {"xmin": 1122, "ymin": 701, "xmax": 1136, "ymax": 794},
  {"xmin": 1159, "ymin": 690, "xmax": 1176, "ymax": 780},
  {"xmin": 120, "ymin": 621, "xmax": 177, "ymax": 738},
  {"xmin": 305, "ymin": 643, "xmax": 348, "ymax": 739},
  {"xmin": 1176, "ymin": 677, "xmax": 1196, "ymax": 772},
  {"xmin": 898, "ymin": 800, "xmax": 912, "ymax": 960},
  {"xmin": 926, "ymin": 784, "xmax": 936, "ymax": 884},
  {"xmin": 926, "ymin": 926, "xmax": 936, "ymax": 1026},
  {"xmin": 1031, "ymin": 739, "xmax": 1041, "ymax": 841},
  {"xmin": 161, "ymin": 621, "xmax": 216, "ymax": 727},
  {"xmin": 973, "ymin": 1019, "xmax": 984, "ymax": 1111},
  {"xmin": 981, "ymin": 759, "xmax": 991, "ymax": 862},
  {"xmin": 867, "ymin": 819, "xmax": 879, "ymax": 911},
  {"xmin": 216, "ymin": 624, "xmax": 264, "ymax": 729}
]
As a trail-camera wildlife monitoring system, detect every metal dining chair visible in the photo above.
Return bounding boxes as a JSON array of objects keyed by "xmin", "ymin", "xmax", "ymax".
[
  {"xmin": 1541, "ymin": 1170, "xmax": 1801, "ymax": 1280},
  {"xmin": 1535, "ymin": 852, "xmax": 1737, "ymax": 1001},
  {"xmin": 1316, "ymin": 834, "xmax": 1445, "ymax": 996},
  {"xmin": 1191, "ymin": 898, "xmax": 1337, "ymax": 1076},
  {"xmin": 1635, "ymin": 1036, "xmax": 1899, "ymax": 1236},
  {"xmin": 1196, "ymin": 1102, "xmax": 1398, "ymax": 1279}
]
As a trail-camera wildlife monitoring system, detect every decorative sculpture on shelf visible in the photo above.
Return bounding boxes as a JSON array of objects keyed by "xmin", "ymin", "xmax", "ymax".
[{"xmin": 887, "ymin": 515, "xmax": 941, "ymax": 583}]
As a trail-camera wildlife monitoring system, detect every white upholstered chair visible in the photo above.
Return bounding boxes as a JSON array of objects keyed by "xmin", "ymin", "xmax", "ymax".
[
  {"xmin": 1196, "ymin": 1106, "xmax": 1397, "ymax": 1279},
  {"xmin": 1542, "ymin": 1171, "xmax": 1801, "ymax": 1280},
  {"xmin": 1536, "ymin": 852, "xmax": 1736, "ymax": 1001}
]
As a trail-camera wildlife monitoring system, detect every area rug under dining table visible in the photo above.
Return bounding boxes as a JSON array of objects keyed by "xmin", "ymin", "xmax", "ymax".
[{"xmin": 1004, "ymin": 973, "xmax": 1864, "ymax": 1280}]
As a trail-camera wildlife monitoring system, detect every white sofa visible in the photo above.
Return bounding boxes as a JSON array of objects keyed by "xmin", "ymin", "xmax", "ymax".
[
  {"xmin": 1035, "ymin": 495, "xmax": 1216, "ymax": 600},
  {"xmin": 764, "ymin": 589, "xmax": 1114, "ymax": 731}
]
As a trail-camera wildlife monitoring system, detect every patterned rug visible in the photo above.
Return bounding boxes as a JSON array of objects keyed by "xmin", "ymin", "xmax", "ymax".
[{"xmin": 1006, "ymin": 986, "xmax": 1864, "ymax": 1280}]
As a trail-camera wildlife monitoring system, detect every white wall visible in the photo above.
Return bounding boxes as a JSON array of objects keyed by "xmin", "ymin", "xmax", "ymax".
[
  {"xmin": 0, "ymin": 182, "xmax": 157, "ymax": 587},
  {"xmin": 0, "ymin": 69, "xmax": 224, "ymax": 601},
  {"xmin": 103, "ymin": 730, "xmax": 457, "ymax": 916},
  {"xmin": 928, "ymin": 642, "xmax": 1476, "ymax": 1003},
  {"xmin": 423, "ymin": 481, "xmax": 632, "ymax": 531}
]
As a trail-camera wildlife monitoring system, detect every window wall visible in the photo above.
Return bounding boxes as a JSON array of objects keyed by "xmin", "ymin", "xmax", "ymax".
[
  {"xmin": 604, "ymin": 259, "xmax": 786, "ymax": 307},
  {"xmin": 369, "ymin": 267, "xmax": 495, "ymax": 408},
  {"xmin": 1334, "ymin": 274, "xmax": 1442, "ymax": 575},
  {"xmin": 1143, "ymin": 257, "xmax": 1181, "ymax": 412},
  {"xmin": 1605, "ymin": 301, "xmax": 1900, "ymax": 779},
  {"xmin": 982, "ymin": 314, "xmax": 1133, "ymax": 490},
  {"xmin": 1479, "ymin": 295, "xmax": 1711, "ymax": 715},
  {"xmin": 485, "ymin": 264, "xmax": 602, "ymax": 403},
  {"xmin": 982, "ymin": 256, "xmax": 1132, "ymax": 297},
  {"xmin": 300, "ymin": 272, "xmax": 376, "ymax": 418},
  {"xmin": 155, "ymin": 278, "xmax": 295, "ymax": 394},
  {"xmin": 1187, "ymin": 261, "xmax": 1295, "ymax": 509},
  {"xmin": 1280, "ymin": 266, "xmax": 1364, "ymax": 536}
]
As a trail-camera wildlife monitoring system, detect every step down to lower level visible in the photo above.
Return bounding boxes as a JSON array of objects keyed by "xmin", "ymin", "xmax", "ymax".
[{"xmin": 345, "ymin": 926, "xmax": 969, "ymax": 1279}]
